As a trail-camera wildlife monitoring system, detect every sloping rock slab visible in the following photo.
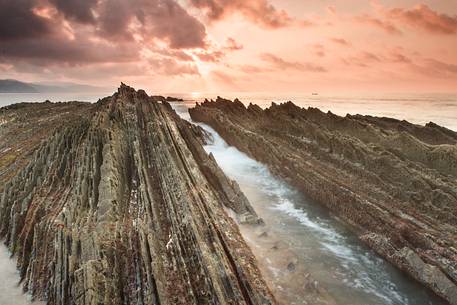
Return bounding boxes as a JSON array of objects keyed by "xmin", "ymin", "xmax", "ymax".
[{"xmin": 0, "ymin": 85, "xmax": 274, "ymax": 305}]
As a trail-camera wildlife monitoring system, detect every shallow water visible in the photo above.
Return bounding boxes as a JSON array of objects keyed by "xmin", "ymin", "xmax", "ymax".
[
  {"xmin": 0, "ymin": 245, "xmax": 45, "ymax": 305},
  {"xmin": 172, "ymin": 102, "xmax": 448, "ymax": 305}
]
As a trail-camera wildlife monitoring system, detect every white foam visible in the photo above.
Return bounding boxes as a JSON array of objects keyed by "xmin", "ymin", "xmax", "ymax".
[{"xmin": 0, "ymin": 245, "xmax": 45, "ymax": 305}]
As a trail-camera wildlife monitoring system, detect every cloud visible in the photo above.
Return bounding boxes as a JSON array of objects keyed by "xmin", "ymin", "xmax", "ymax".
[
  {"xmin": 388, "ymin": 49, "xmax": 412, "ymax": 63},
  {"xmin": 225, "ymin": 37, "xmax": 243, "ymax": 51},
  {"xmin": 97, "ymin": 0, "xmax": 207, "ymax": 49},
  {"xmin": 330, "ymin": 37, "xmax": 351, "ymax": 47},
  {"xmin": 0, "ymin": 0, "xmax": 53, "ymax": 40},
  {"xmin": 342, "ymin": 49, "xmax": 414, "ymax": 68},
  {"xmin": 361, "ymin": 51, "xmax": 382, "ymax": 62},
  {"xmin": 312, "ymin": 44, "xmax": 325, "ymax": 57},
  {"xmin": 260, "ymin": 53, "xmax": 327, "ymax": 72},
  {"xmin": 211, "ymin": 70, "xmax": 238, "ymax": 87},
  {"xmin": 239, "ymin": 65, "xmax": 272, "ymax": 74},
  {"xmin": 0, "ymin": 0, "xmax": 210, "ymax": 78},
  {"xmin": 385, "ymin": 4, "xmax": 457, "ymax": 35},
  {"xmin": 154, "ymin": 49, "xmax": 194, "ymax": 62},
  {"xmin": 422, "ymin": 59, "xmax": 457, "ymax": 76},
  {"xmin": 48, "ymin": 0, "xmax": 98, "ymax": 23},
  {"xmin": 193, "ymin": 37, "xmax": 243, "ymax": 62},
  {"xmin": 355, "ymin": 4, "xmax": 457, "ymax": 36},
  {"xmin": 188, "ymin": 0, "xmax": 293, "ymax": 28},
  {"xmin": 147, "ymin": 57, "xmax": 200, "ymax": 76},
  {"xmin": 355, "ymin": 14, "xmax": 402, "ymax": 35},
  {"xmin": 194, "ymin": 50, "xmax": 224, "ymax": 62},
  {"xmin": 1, "ymin": 0, "xmax": 209, "ymax": 49},
  {"xmin": 0, "ymin": 36, "xmax": 138, "ymax": 65}
]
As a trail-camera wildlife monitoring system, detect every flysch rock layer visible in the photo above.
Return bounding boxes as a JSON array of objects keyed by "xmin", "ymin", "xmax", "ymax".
[
  {"xmin": 189, "ymin": 97, "xmax": 457, "ymax": 305},
  {"xmin": 0, "ymin": 85, "xmax": 274, "ymax": 305}
]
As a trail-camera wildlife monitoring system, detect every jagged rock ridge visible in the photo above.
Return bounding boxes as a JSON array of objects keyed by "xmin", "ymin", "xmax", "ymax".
[
  {"xmin": 0, "ymin": 85, "xmax": 274, "ymax": 305},
  {"xmin": 189, "ymin": 97, "xmax": 457, "ymax": 305}
]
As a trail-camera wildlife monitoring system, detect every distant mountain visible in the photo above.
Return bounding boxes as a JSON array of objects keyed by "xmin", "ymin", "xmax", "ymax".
[
  {"xmin": 0, "ymin": 79, "xmax": 39, "ymax": 93},
  {"xmin": 0, "ymin": 79, "xmax": 108, "ymax": 93}
]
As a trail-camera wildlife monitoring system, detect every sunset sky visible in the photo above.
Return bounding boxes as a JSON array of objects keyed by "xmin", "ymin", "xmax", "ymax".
[{"xmin": 1, "ymin": 0, "xmax": 457, "ymax": 93}]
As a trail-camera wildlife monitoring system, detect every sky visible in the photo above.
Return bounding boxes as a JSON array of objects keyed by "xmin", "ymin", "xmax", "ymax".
[{"xmin": 0, "ymin": 0, "xmax": 457, "ymax": 94}]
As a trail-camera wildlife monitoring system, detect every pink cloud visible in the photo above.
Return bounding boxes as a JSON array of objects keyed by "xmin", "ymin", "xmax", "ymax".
[
  {"xmin": 0, "ymin": 0, "xmax": 214, "ymax": 78},
  {"xmin": 355, "ymin": 14, "xmax": 402, "ymax": 35},
  {"xmin": 342, "ymin": 49, "xmax": 415, "ymax": 68},
  {"xmin": 355, "ymin": 3, "xmax": 457, "ymax": 36},
  {"xmin": 386, "ymin": 4, "xmax": 457, "ymax": 35},
  {"xmin": 225, "ymin": 37, "xmax": 243, "ymax": 51},
  {"xmin": 312, "ymin": 44, "xmax": 326, "ymax": 57},
  {"xmin": 422, "ymin": 59, "xmax": 457, "ymax": 76},
  {"xmin": 98, "ymin": 0, "xmax": 208, "ymax": 49},
  {"xmin": 147, "ymin": 57, "xmax": 200, "ymax": 76},
  {"xmin": 388, "ymin": 49, "xmax": 412, "ymax": 64},
  {"xmin": 260, "ymin": 53, "xmax": 327, "ymax": 72},
  {"xmin": 188, "ymin": 0, "xmax": 293, "ymax": 28},
  {"xmin": 193, "ymin": 37, "xmax": 243, "ymax": 62},
  {"xmin": 195, "ymin": 50, "xmax": 225, "ymax": 62},
  {"xmin": 239, "ymin": 65, "xmax": 272, "ymax": 74},
  {"xmin": 330, "ymin": 37, "xmax": 351, "ymax": 47},
  {"xmin": 211, "ymin": 70, "xmax": 238, "ymax": 87}
]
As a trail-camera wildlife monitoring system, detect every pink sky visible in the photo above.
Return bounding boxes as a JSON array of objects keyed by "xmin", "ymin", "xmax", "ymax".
[{"xmin": 1, "ymin": 0, "xmax": 456, "ymax": 93}]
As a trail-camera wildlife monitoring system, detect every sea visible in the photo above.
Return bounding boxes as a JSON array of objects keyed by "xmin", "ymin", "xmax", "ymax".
[{"xmin": 1, "ymin": 91, "xmax": 456, "ymax": 131}]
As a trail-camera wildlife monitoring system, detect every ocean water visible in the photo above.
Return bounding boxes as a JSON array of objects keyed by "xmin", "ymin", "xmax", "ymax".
[
  {"xmin": 177, "ymin": 92, "xmax": 457, "ymax": 131},
  {"xmin": 172, "ymin": 102, "xmax": 448, "ymax": 305},
  {"xmin": 1, "ymin": 92, "xmax": 456, "ymax": 130}
]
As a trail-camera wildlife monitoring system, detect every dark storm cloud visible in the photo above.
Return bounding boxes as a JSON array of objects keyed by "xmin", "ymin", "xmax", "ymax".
[
  {"xmin": 0, "ymin": 0, "xmax": 52, "ymax": 40},
  {"xmin": 97, "ymin": 0, "xmax": 133, "ymax": 38},
  {"xmin": 97, "ymin": 0, "xmax": 207, "ymax": 48},
  {"xmin": 0, "ymin": 0, "xmax": 209, "ymax": 71},
  {"xmin": 0, "ymin": 36, "xmax": 138, "ymax": 64},
  {"xmin": 48, "ymin": 0, "xmax": 98, "ymax": 23},
  {"xmin": 137, "ymin": 0, "xmax": 207, "ymax": 49}
]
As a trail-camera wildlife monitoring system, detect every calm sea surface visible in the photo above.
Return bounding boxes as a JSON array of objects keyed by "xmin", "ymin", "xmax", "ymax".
[{"xmin": 1, "ymin": 91, "xmax": 456, "ymax": 131}]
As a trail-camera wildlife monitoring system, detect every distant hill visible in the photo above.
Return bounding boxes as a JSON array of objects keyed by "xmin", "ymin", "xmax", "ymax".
[
  {"xmin": 0, "ymin": 79, "xmax": 39, "ymax": 93},
  {"xmin": 0, "ymin": 79, "xmax": 107, "ymax": 93}
]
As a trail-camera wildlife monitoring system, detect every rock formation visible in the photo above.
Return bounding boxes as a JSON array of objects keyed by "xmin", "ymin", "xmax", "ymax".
[
  {"xmin": 189, "ymin": 98, "xmax": 457, "ymax": 305},
  {"xmin": 0, "ymin": 85, "xmax": 274, "ymax": 305},
  {"xmin": 151, "ymin": 95, "xmax": 184, "ymax": 102}
]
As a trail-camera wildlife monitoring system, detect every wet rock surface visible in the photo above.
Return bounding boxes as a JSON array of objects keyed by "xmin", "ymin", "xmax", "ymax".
[
  {"xmin": 0, "ymin": 85, "xmax": 274, "ymax": 305},
  {"xmin": 189, "ymin": 98, "xmax": 457, "ymax": 305}
]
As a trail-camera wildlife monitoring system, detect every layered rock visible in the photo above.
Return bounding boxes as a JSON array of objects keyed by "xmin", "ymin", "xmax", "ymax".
[
  {"xmin": 189, "ymin": 98, "xmax": 457, "ymax": 305},
  {"xmin": 0, "ymin": 85, "xmax": 274, "ymax": 305}
]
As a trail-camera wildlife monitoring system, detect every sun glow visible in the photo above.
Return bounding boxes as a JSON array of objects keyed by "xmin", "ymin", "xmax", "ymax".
[
  {"xmin": 191, "ymin": 92, "xmax": 201, "ymax": 98},
  {"xmin": 193, "ymin": 57, "xmax": 213, "ymax": 76}
]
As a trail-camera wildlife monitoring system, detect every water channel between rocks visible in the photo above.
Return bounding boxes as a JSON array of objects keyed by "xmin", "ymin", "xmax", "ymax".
[{"xmin": 172, "ymin": 102, "xmax": 447, "ymax": 305}]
